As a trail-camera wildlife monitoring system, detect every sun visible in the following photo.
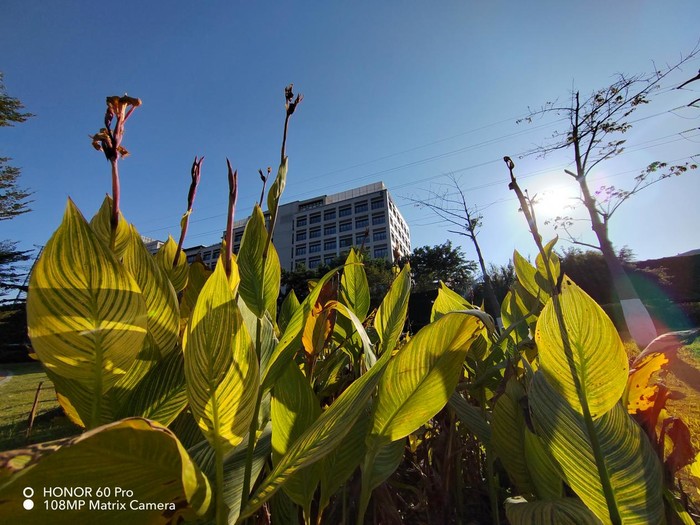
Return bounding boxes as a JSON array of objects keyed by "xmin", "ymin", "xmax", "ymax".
[{"xmin": 532, "ymin": 187, "xmax": 577, "ymax": 219}]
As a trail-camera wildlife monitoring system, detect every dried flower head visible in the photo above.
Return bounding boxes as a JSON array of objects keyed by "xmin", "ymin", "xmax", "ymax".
[
  {"xmin": 91, "ymin": 95, "xmax": 141, "ymax": 161},
  {"xmin": 285, "ymin": 84, "xmax": 303, "ymax": 116}
]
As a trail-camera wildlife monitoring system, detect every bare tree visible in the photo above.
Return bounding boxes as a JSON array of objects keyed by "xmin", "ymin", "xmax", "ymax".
[
  {"xmin": 407, "ymin": 174, "xmax": 501, "ymax": 325},
  {"xmin": 520, "ymin": 46, "xmax": 699, "ymax": 347}
]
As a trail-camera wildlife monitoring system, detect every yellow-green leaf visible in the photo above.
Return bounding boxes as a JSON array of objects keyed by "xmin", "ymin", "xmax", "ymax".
[
  {"xmin": 89, "ymin": 195, "xmax": 131, "ymax": 258},
  {"xmin": 514, "ymin": 250, "xmax": 550, "ymax": 305},
  {"xmin": 179, "ymin": 260, "xmax": 211, "ymax": 331},
  {"xmin": 358, "ymin": 439, "xmax": 405, "ymax": 522},
  {"xmin": 27, "ymin": 199, "xmax": 147, "ymax": 427},
  {"xmin": 184, "ymin": 260, "xmax": 259, "ymax": 451},
  {"xmin": 530, "ymin": 372, "xmax": 664, "ymax": 525},
  {"xmin": 431, "ymin": 281, "xmax": 474, "ymax": 322},
  {"xmin": 278, "ymin": 290, "xmax": 300, "ymax": 334},
  {"xmin": 237, "ymin": 206, "xmax": 281, "ymax": 320},
  {"xmin": 340, "ymin": 249, "xmax": 370, "ymax": 321},
  {"xmin": 272, "ymin": 362, "xmax": 322, "ymax": 511},
  {"xmin": 374, "ymin": 264, "xmax": 411, "ymax": 356},
  {"xmin": 523, "ymin": 429, "xmax": 564, "ymax": 501},
  {"xmin": 535, "ymin": 278, "xmax": 628, "ymax": 418},
  {"xmin": 370, "ymin": 312, "xmax": 482, "ymax": 445},
  {"xmin": 123, "ymin": 224, "xmax": 179, "ymax": 355},
  {"xmin": 0, "ymin": 418, "xmax": 211, "ymax": 524},
  {"xmin": 492, "ymin": 379, "xmax": 536, "ymax": 495},
  {"xmin": 505, "ymin": 497, "xmax": 602, "ymax": 525},
  {"xmin": 448, "ymin": 392, "xmax": 491, "ymax": 446},
  {"xmin": 155, "ymin": 236, "xmax": 189, "ymax": 293}
]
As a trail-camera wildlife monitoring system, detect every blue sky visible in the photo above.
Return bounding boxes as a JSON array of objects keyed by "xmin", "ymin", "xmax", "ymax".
[{"xmin": 2, "ymin": 1, "xmax": 699, "ymax": 276}]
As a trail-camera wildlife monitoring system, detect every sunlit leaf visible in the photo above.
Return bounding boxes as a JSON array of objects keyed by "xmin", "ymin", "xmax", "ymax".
[
  {"xmin": 0, "ymin": 418, "xmax": 211, "ymax": 524},
  {"xmin": 505, "ymin": 496, "xmax": 601, "ymax": 525},
  {"xmin": 237, "ymin": 206, "xmax": 281, "ymax": 320},
  {"xmin": 184, "ymin": 260, "xmax": 259, "ymax": 451},
  {"xmin": 370, "ymin": 312, "xmax": 482, "ymax": 445},
  {"xmin": 374, "ymin": 264, "xmax": 411, "ymax": 356},
  {"xmin": 27, "ymin": 199, "xmax": 147, "ymax": 428},
  {"xmin": 272, "ymin": 363, "xmax": 321, "ymax": 512},
  {"xmin": 89, "ymin": 195, "xmax": 131, "ymax": 258},
  {"xmin": 530, "ymin": 372, "xmax": 664, "ymax": 525},
  {"xmin": 155, "ymin": 236, "xmax": 189, "ymax": 293},
  {"xmin": 535, "ymin": 277, "xmax": 628, "ymax": 418},
  {"xmin": 430, "ymin": 281, "xmax": 474, "ymax": 322},
  {"xmin": 340, "ymin": 248, "xmax": 370, "ymax": 321}
]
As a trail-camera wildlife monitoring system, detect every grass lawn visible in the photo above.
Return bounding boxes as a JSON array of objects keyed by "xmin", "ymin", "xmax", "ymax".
[{"xmin": 0, "ymin": 362, "xmax": 80, "ymax": 451}]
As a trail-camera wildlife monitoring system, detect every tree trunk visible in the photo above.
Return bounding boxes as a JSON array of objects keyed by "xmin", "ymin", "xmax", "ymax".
[
  {"xmin": 579, "ymin": 177, "xmax": 657, "ymax": 348},
  {"xmin": 470, "ymin": 233, "xmax": 502, "ymax": 328}
]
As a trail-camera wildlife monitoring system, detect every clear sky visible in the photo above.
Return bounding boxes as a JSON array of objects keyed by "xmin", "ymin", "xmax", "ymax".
[{"xmin": 2, "ymin": 1, "xmax": 699, "ymax": 279}]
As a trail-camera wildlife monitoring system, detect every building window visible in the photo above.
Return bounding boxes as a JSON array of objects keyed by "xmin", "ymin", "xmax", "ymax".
[
  {"xmin": 296, "ymin": 246, "xmax": 306, "ymax": 256},
  {"xmin": 299, "ymin": 199, "xmax": 323, "ymax": 211},
  {"xmin": 324, "ymin": 224, "xmax": 336, "ymax": 235},
  {"xmin": 234, "ymin": 231, "xmax": 244, "ymax": 242},
  {"xmin": 355, "ymin": 216, "xmax": 368, "ymax": 229},
  {"xmin": 374, "ymin": 245, "xmax": 388, "ymax": 258},
  {"xmin": 339, "ymin": 220, "xmax": 352, "ymax": 232},
  {"xmin": 324, "ymin": 209, "xmax": 336, "ymax": 221},
  {"xmin": 297, "ymin": 216, "xmax": 307, "ymax": 227},
  {"xmin": 296, "ymin": 231, "xmax": 307, "ymax": 241},
  {"xmin": 371, "ymin": 199, "xmax": 384, "ymax": 210},
  {"xmin": 324, "ymin": 255, "xmax": 336, "ymax": 265},
  {"xmin": 372, "ymin": 213, "xmax": 386, "ymax": 225},
  {"xmin": 324, "ymin": 239, "xmax": 337, "ymax": 251},
  {"xmin": 373, "ymin": 229, "xmax": 386, "ymax": 242},
  {"xmin": 310, "ymin": 213, "xmax": 321, "ymax": 224},
  {"xmin": 308, "ymin": 257, "xmax": 321, "ymax": 269},
  {"xmin": 309, "ymin": 242, "xmax": 321, "ymax": 254},
  {"xmin": 203, "ymin": 252, "xmax": 211, "ymax": 261},
  {"xmin": 187, "ymin": 255, "xmax": 197, "ymax": 263},
  {"xmin": 339, "ymin": 236, "xmax": 352, "ymax": 248},
  {"xmin": 309, "ymin": 228, "xmax": 321, "ymax": 239},
  {"xmin": 212, "ymin": 249, "xmax": 220, "ymax": 259},
  {"xmin": 339, "ymin": 206, "xmax": 351, "ymax": 217},
  {"xmin": 355, "ymin": 232, "xmax": 368, "ymax": 244},
  {"xmin": 354, "ymin": 201, "xmax": 368, "ymax": 213}
]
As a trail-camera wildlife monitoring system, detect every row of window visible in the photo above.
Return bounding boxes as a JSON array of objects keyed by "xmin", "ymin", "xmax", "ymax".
[
  {"xmin": 296, "ymin": 199, "xmax": 384, "ymax": 227},
  {"xmin": 297, "ymin": 244, "xmax": 389, "ymax": 268},
  {"xmin": 295, "ymin": 229, "xmax": 387, "ymax": 256},
  {"xmin": 295, "ymin": 214, "xmax": 386, "ymax": 240}
]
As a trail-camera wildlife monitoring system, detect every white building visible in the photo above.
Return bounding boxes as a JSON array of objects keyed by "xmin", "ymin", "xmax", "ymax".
[{"xmin": 183, "ymin": 182, "xmax": 411, "ymax": 271}]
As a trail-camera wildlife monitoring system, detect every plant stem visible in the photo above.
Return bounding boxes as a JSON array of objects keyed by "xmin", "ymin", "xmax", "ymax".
[{"xmin": 109, "ymin": 159, "xmax": 119, "ymax": 251}]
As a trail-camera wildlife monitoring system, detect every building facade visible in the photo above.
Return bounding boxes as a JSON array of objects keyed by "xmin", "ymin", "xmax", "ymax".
[{"xmin": 183, "ymin": 182, "xmax": 411, "ymax": 271}]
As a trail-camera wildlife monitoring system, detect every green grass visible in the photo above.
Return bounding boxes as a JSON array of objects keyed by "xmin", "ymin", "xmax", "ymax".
[{"xmin": 0, "ymin": 362, "xmax": 80, "ymax": 451}]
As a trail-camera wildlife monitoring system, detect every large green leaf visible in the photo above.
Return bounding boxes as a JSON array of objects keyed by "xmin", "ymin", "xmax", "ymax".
[
  {"xmin": 492, "ymin": 379, "xmax": 536, "ymax": 496},
  {"xmin": 266, "ymin": 157, "xmax": 288, "ymax": 249},
  {"xmin": 278, "ymin": 290, "xmax": 300, "ymax": 334},
  {"xmin": 370, "ymin": 312, "xmax": 482, "ymax": 445},
  {"xmin": 179, "ymin": 260, "xmax": 211, "ymax": 331},
  {"xmin": 374, "ymin": 264, "xmax": 411, "ymax": 356},
  {"xmin": 318, "ymin": 409, "xmax": 370, "ymax": 513},
  {"xmin": 89, "ymin": 195, "xmax": 131, "ymax": 258},
  {"xmin": 123, "ymin": 224, "xmax": 179, "ymax": 356},
  {"xmin": 340, "ymin": 248, "xmax": 370, "ymax": 321},
  {"xmin": 0, "ymin": 418, "xmax": 211, "ymax": 524},
  {"xmin": 239, "ymin": 347, "xmax": 393, "ymax": 520},
  {"xmin": 448, "ymin": 392, "xmax": 491, "ymax": 446},
  {"xmin": 513, "ymin": 250, "xmax": 550, "ymax": 306},
  {"xmin": 536, "ymin": 278, "xmax": 628, "ymax": 418},
  {"xmin": 184, "ymin": 260, "xmax": 259, "ymax": 452},
  {"xmin": 523, "ymin": 428, "xmax": 563, "ymax": 501},
  {"xmin": 115, "ymin": 346, "xmax": 188, "ymax": 426},
  {"xmin": 505, "ymin": 497, "xmax": 602, "ymax": 525},
  {"xmin": 272, "ymin": 362, "xmax": 322, "ymax": 512},
  {"xmin": 154, "ymin": 236, "xmax": 189, "ymax": 293},
  {"xmin": 27, "ymin": 199, "xmax": 147, "ymax": 427},
  {"xmin": 530, "ymin": 372, "xmax": 664, "ymax": 525},
  {"xmin": 237, "ymin": 205, "xmax": 281, "ymax": 320},
  {"xmin": 430, "ymin": 281, "xmax": 474, "ymax": 322}
]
